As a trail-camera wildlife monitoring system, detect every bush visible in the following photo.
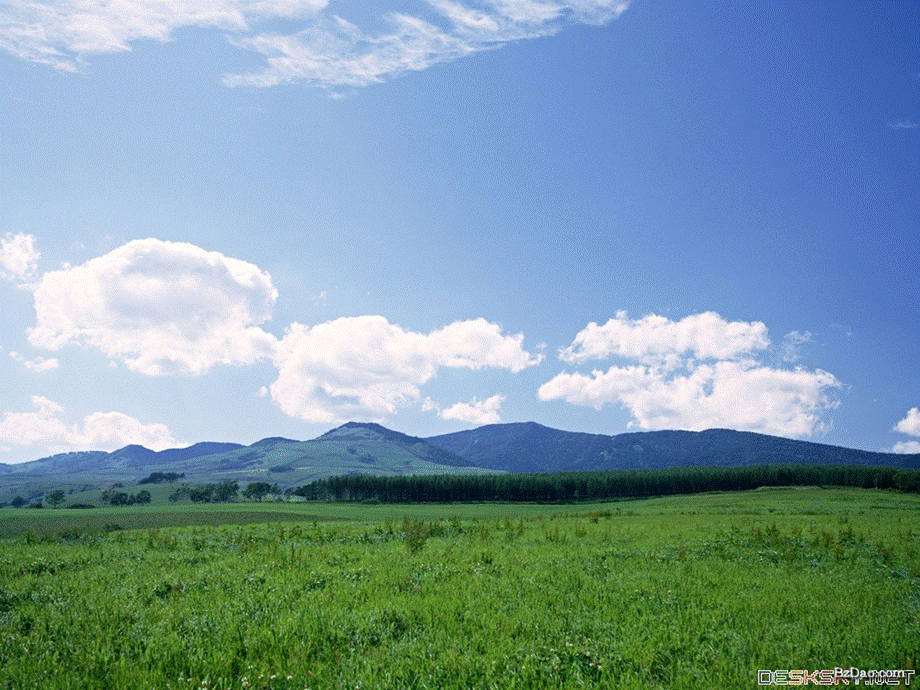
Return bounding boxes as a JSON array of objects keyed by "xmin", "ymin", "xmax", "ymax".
[{"xmin": 403, "ymin": 518, "xmax": 429, "ymax": 555}]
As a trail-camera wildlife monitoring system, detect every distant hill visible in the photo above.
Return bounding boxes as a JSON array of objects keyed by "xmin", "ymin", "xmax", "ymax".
[
  {"xmin": 316, "ymin": 422, "xmax": 469, "ymax": 468},
  {"xmin": 426, "ymin": 423, "xmax": 920, "ymax": 473},
  {"xmin": 1, "ymin": 442, "xmax": 244, "ymax": 478},
  {"xmin": 3, "ymin": 421, "xmax": 919, "ymax": 504},
  {"xmin": 155, "ymin": 442, "xmax": 246, "ymax": 464},
  {"xmin": 0, "ymin": 423, "xmax": 495, "ymax": 501}
]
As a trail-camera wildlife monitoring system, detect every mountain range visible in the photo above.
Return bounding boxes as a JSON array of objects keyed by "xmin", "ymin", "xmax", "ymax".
[
  {"xmin": 1, "ymin": 421, "xmax": 918, "ymax": 502},
  {"xmin": 428, "ymin": 422, "xmax": 920, "ymax": 473}
]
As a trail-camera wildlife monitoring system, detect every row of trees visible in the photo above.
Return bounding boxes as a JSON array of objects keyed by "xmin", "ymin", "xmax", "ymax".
[
  {"xmin": 100, "ymin": 489, "xmax": 151, "ymax": 506},
  {"xmin": 138, "ymin": 472, "xmax": 185, "ymax": 485},
  {"xmin": 169, "ymin": 481, "xmax": 240, "ymax": 503},
  {"xmin": 4, "ymin": 481, "xmax": 282, "ymax": 509},
  {"xmin": 293, "ymin": 464, "xmax": 920, "ymax": 503},
  {"xmin": 167, "ymin": 481, "xmax": 283, "ymax": 503}
]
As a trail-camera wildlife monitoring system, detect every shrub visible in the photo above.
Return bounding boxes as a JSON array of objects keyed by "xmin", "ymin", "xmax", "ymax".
[{"xmin": 403, "ymin": 518, "xmax": 429, "ymax": 555}]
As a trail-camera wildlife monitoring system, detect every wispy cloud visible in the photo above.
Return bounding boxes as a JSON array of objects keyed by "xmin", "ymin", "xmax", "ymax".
[
  {"xmin": 0, "ymin": 0, "xmax": 327, "ymax": 72},
  {"xmin": 540, "ymin": 312, "xmax": 841, "ymax": 438},
  {"xmin": 0, "ymin": 1, "xmax": 629, "ymax": 89},
  {"xmin": 9, "ymin": 351, "xmax": 58, "ymax": 372},
  {"xmin": 226, "ymin": 1, "xmax": 629, "ymax": 88},
  {"xmin": 780, "ymin": 330, "xmax": 812, "ymax": 363},
  {"xmin": 888, "ymin": 121, "xmax": 920, "ymax": 130},
  {"xmin": 0, "ymin": 232, "xmax": 40, "ymax": 283}
]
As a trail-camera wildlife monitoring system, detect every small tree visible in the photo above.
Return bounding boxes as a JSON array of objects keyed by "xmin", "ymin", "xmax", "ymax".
[
  {"xmin": 189, "ymin": 485, "xmax": 214, "ymax": 503},
  {"xmin": 211, "ymin": 481, "xmax": 238, "ymax": 503},
  {"xmin": 244, "ymin": 482, "xmax": 272, "ymax": 502},
  {"xmin": 46, "ymin": 489, "xmax": 66, "ymax": 509},
  {"xmin": 169, "ymin": 485, "xmax": 190, "ymax": 503},
  {"xmin": 11, "ymin": 496, "xmax": 26, "ymax": 508},
  {"xmin": 108, "ymin": 492, "xmax": 131, "ymax": 506}
]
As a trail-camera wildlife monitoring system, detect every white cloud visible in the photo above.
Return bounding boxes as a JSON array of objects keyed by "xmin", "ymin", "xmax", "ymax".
[
  {"xmin": 9, "ymin": 351, "xmax": 59, "ymax": 371},
  {"xmin": 893, "ymin": 440, "xmax": 920, "ymax": 454},
  {"xmin": 894, "ymin": 407, "xmax": 920, "ymax": 437},
  {"xmin": 226, "ymin": 1, "xmax": 629, "ymax": 87},
  {"xmin": 270, "ymin": 315, "xmax": 540, "ymax": 423},
  {"xmin": 0, "ymin": 0, "xmax": 327, "ymax": 72},
  {"xmin": 0, "ymin": 396, "xmax": 182, "ymax": 453},
  {"xmin": 0, "ymin": 0, "xmax": 629, "ymax": 88},
  {"xmin": 888, "ymin": 121, "xmax": 920, "ymax": 130},
  {"xmin": 559, "ymin": 311, "xmax": 770, "ymax": 368},
  {"xmin": 223, "ymin": 13, "xmax": 471, "ymax": 88},
  {"xmin": 27, "ymin": 238, "xmax": 278, "ymax": 375},
  {"xmin": 428, "ymin": 318, "xmax": 542, "ymax": 372},
  {"xmin": 780, "ymin": 330, "xmax": 812, "ymax": 363},
  {"xmin": 540, "ymin": 312, "xmax": 841, "ymax": 438},
  {"xmin": 441, "ymin": 394, "xmax": 505, "ymax": 425},
  {"xmin": 425, "ymin": 393, "xmax": 505, "ymax": 425},
  {"xmin": 0, "ymin": 232, "xmax": 40, "ymax": 282},
  {"xmin": 19, "ymin": 237, "xmax": 541, "ymax": 427}
]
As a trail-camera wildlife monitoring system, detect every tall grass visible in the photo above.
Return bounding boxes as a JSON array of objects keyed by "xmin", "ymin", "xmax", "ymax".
[{"xmin": 0, "ymin": 488, "xmax": 917, "ymax": 688}]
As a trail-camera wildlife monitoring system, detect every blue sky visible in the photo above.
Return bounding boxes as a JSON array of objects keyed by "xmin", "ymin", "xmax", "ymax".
[{"xmin": 1, "ymin": 0, "xmax": 918, "ymax": 463}]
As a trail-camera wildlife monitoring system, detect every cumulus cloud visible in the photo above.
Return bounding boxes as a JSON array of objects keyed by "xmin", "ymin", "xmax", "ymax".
[
  {"xmin": 559, "ymin": 311, "xmax": 770, "ymax": 368},
  {"xmin": 892, "ymin": 407, "xmax": 920, "ymax": 452},
  {"xmin": 27, "ymin": 238, "xmax": 278, "ymax": 375},
  {"xmin": 0, "ymin": 1, "xmax": 628, "ymax": 89},
  {"xmin": 19, "ymin": 237, "xmax": 542, "ymax": 427},
  {"xmin": 270, "ymin": 315, "xmax": 540, "ymax": 423},
  {"xmin": 0, "ymin": 232, "xmax": 40, "ymax": 282},
  {"xmin": 894, "ymin": 407, "xmax": 920, "ymax": 437},
  {"xmin": 540, "ymin": 312, "xmax": 841, "ymax": 438},
  {"xmin": 425, "ymin": 393, "xmax": 505, "ymax": 425},
  {"xmin": 0, "ymin": 396, "xmax": 182, "ymax": 453}
]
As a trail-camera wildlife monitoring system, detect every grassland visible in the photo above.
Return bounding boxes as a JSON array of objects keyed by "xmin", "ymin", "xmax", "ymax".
[{"xmin": 0, "ymin": 487, "xmax": 917, "ymax": 688}]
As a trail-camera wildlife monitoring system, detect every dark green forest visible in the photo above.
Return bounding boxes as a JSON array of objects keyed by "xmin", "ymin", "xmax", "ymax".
[{"xmin": 293, "ymin": 464, "xmax": 920, "ymax": 503}]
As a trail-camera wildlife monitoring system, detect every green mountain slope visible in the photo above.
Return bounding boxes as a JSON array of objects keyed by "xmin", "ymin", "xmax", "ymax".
[
  {"xmin": 4, "ymin": 421, "xmax": 919, "ymax": 505},
  {"xmin": 0, "ymin": 423, "xmax": 496, "ymax": 502},
  {"xmin": 426, "ymin": 423, "xmax": 920, "ymax": 473}
]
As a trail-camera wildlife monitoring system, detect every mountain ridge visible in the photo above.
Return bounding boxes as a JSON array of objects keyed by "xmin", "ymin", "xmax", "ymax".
[
  {"xmin": 2, "ymin": 423, "xmax": 918, "ymax": 495},
  {"xmin": 0, "ymin": 422, "xmax": 492, "ymax": 501},
  {"xmin": 426, "ymin": 424, "xmax": 920, "ymax": 473}
]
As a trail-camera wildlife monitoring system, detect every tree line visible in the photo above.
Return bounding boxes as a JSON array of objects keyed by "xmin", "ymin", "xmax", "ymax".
[
  {"xmin": 292, "ymin": 464, "xmax": 920, "ymax": 503},
  {"xmin": 168, "ymin": 481, "xmax": 282, "ymax": 503},
  {"xmin": 101, "ymin": 488, "xmax": 151, "ymax": 506},
  {"xmin": 138, "ymin": 472, "xmax": 185, "ymax": 485}
]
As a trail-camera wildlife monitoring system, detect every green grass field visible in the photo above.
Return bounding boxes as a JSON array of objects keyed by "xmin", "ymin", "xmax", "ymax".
[{"xmin": 1, "ymin": 487, "xmax": 917, "ymax": 688}]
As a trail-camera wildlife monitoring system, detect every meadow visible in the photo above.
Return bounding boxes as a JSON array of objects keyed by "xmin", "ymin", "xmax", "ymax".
[{"xmin": 0, "ymin": 487, "xmax": 917, "ymax": 689}]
